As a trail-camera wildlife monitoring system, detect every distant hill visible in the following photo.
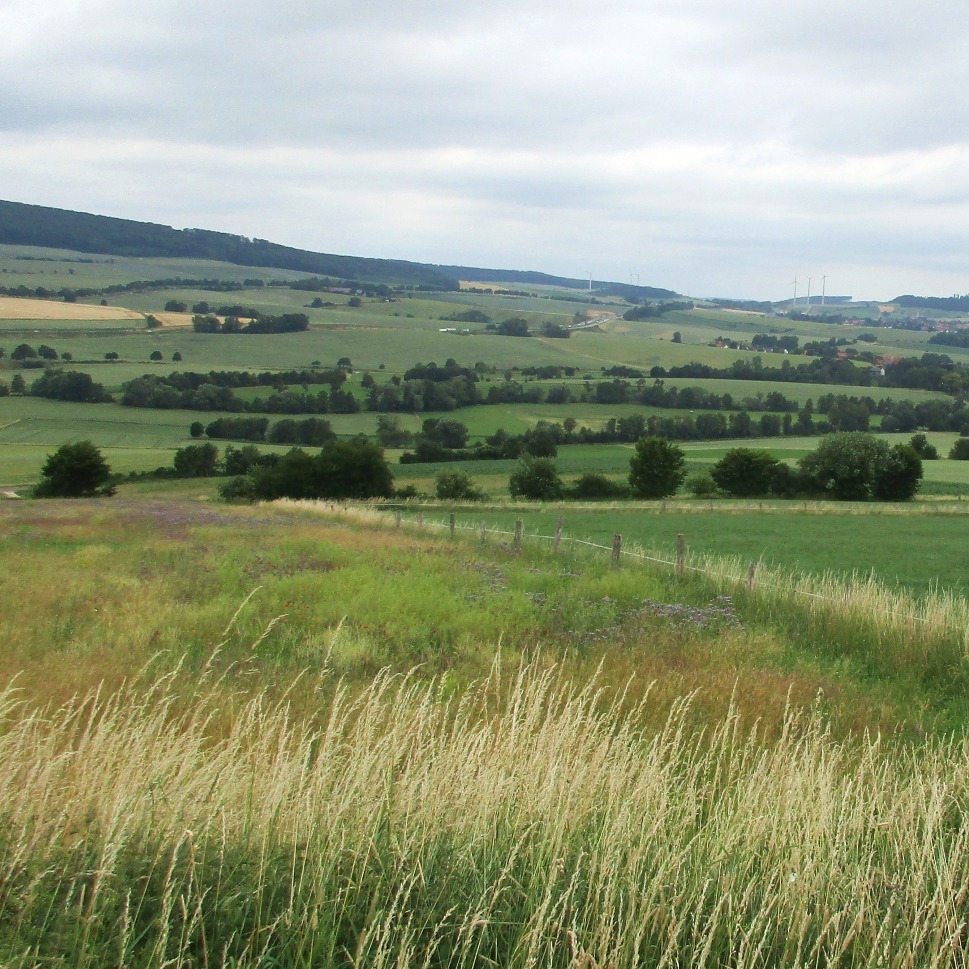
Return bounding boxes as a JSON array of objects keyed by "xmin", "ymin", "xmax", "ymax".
[
  {"xmin": 434, "ymin": 264, "xmax": 679, "ymax": 300},
  {"xmin": 893, "ymin": 294, "xmax": 969, "ymax": 312},
  {"xmin": 0, "ymin": 199, "xmax": 679, "ymax": 300},
  {"xmin": 0, "ymin": 200, "xmax": 459, "ymax": 291}
]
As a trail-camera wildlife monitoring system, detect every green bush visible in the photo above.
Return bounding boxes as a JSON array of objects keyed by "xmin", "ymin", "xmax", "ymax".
[
  {"xmin": 435, "ymin": 470, "xmax": 485, "ymax": 501},
  {"xmin": 685, "ymin": 471, "xmax": 718, "ymax": 497},
  {"xmin": 567, "ymin": 472, "xmax": 630, "ymax": 500},
  {"xmin": 711, "ymin": 448, "xmax": 782, "ymax": 498},
  {"xmin": 509, "ymin": 456, "xmax": 563, "ymax": 500},
  {"xmin": 799, "ymin": 433, "xmax": 922, "ymax": 501},
  {"xmin": 173, "ymin": 443, "xmax": 220, "ymax": 478},
  {"xmin": 249, "ymin": 439, "xmax": 394, "ymax": 501},
  {"xmin": 949, "ymin": 438, "xmax": 969, "ymax": 460},
  {"xmin": 34, "ymin": 441, "xmax": 114, "ymax": 498},
  {"xmin": 628, "ymin": 437, "xmax": 686, "ymax": 499}
]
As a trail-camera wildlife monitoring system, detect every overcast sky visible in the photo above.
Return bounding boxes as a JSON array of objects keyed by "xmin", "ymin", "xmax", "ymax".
[{"xmin": 2, "ymin": 0, "xmax": 969, "ymax": 300}]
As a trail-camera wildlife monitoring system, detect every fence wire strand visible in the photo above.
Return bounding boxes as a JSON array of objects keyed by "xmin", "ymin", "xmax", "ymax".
[{"xmin": 389, "ymin": 510, "xmax": 946, "ymax": 630}]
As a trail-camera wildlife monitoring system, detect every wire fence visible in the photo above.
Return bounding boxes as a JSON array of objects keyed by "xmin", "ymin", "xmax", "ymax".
[
  {"xmin": 382, "ymin": 509, "xmax": 964, "ymax": 636},
  {"xmin": 276, "ymin": 499, "xmax": 968, "ymax": 642}
]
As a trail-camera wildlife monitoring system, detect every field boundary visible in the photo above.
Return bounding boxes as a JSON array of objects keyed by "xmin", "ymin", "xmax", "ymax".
[{"xmin": 276, "ymin": 500, "xmax": 969, "ymax": 657}]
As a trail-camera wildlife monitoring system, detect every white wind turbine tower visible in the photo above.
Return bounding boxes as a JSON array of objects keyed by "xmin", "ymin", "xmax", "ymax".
[
  {"xmin": 821, "ymin": 275, "xmax": 827, "ymax": 308},
  {"xmin": 792, "ymin": 275, "xmax": 798, "ymax": 307},
  {"xmin": 806, "ymin": 277, "xmax": 812, "ymax": 311}
]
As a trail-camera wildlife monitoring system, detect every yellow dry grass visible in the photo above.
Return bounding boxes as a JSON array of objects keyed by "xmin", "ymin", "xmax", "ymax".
[
  {"xmin": 0, "ymin": 296, "xmax": 144, "ymax": 321},
  {"xmin": 152, "ymin": 310, "xmax": 194, "ymax": 327}
]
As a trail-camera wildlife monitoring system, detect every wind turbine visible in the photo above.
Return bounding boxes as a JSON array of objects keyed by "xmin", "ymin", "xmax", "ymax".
[
  {"xmin": 792, "ymin": 275, "xmax": 798, "ymax": 307},
  {"xmin": 821, "ymin": 275, "xmax": 827, "ymax": 308},
  {"xmin": 806, "ymin": 276, "xmax": 812, "ymax": 310}
]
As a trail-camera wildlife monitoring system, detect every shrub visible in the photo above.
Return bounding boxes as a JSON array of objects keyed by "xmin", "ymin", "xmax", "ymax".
[
  {"xmin": 173, "ymin": 443, "xmax": 220, "ymax": 478},
  {"xmin": 567, "ymin": 473, "xmax": 630, "ymax": 500},
  {"xmin": 628, "ymin": 437, "xmax": 686, "ymax": 499},
  {"xmin": 435, "ymin": 470, "xmax": 485, "ymax": 501},
  {"xmin": 509, "ymin": 456, "xmax": 563, "ymax": 500},
  {"xmin": 874, "ymin": 444, "xmax": 924, "ymax": 501},
  {"xmin": 711, "ymin": 448, "xmax": 782, "ymax": 498},
  {"xmin": 34, "ymin": 441, "xmax": 114, "ymax": 498},
  {"xmin": 685, "ymin": 471, "xmax": 718, "ymax": 497},
  {"xmin": 249, "ymin": 439, "xmax": 394, "ymax": 501},
  {"xmin": 909, "ymin": 434, "xmax": 939, "ymax": 460},
  {"xmin": 219, "ymin": 474, "xmax": 258, "ymax": 501},
  {"xmin": 799, "ymin": 432, "xmax": 922, "ymax": 501},
  {"xmin": 949, "ymin": 439, "xmax": 969, "ymax": 460}
]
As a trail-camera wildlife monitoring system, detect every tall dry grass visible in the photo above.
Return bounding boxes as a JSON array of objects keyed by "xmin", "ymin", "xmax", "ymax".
[{"xmin": 3, "ymin": 657, "xmax": 969, "ymax": 967}]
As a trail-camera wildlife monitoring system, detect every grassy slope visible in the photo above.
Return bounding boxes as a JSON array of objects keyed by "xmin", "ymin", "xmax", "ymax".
[{"xmin": 4, "ymin": 499, "xmax": 969, "ymax": 966}]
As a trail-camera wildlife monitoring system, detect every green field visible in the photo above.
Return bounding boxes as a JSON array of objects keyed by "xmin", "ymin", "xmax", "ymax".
[
  {"xmin": 413, "ymin": 501, "xmax": 969, "ymax": 598},
  {"xmin": 9, "ymin": 234, "xmax": 969, "ymax": 966}
]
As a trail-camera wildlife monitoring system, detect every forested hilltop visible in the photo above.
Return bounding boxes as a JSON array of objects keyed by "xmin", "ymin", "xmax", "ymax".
[
  {"xmin": 0, "ymin": 200, "xmax": 460, "ymax": 290},
  {"xmin": 0, "ymin": 199, "xmax": 684, "ymax": 298}
]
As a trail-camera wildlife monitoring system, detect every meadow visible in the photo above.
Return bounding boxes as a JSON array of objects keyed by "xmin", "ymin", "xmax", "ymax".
[
  {"xmin": 7, "ymin": 244, "xmax": 969, "ymax": 965},
  {"xmin": 4, "ymin": 499, "xmax": 969, "ymax": 966}
]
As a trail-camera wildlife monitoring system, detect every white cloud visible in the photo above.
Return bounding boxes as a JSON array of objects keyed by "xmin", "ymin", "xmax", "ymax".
[{"xmin": 2, "ymin": 0, "xmax": 969, "ymax": 299}]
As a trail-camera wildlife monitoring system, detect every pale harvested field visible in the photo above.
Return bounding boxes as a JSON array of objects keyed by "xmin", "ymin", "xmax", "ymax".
[
  {"xmin": 152, "ymin": 310, "xmax": 194, "ymax": 327},
  {"xmin": 0, "ymin": 297, "xmax": 145, "ymax": 321}
]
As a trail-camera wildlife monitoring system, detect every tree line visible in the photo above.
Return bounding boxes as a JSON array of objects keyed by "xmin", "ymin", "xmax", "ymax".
[{"xmin": 190, "ymin": 312, "xmax": 309, "ymax": 334}]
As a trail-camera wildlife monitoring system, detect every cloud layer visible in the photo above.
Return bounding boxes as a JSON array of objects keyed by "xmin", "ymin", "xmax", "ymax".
[{"xmin": 3, "ymin": 0, "xmax": 969, "ymax": 298}]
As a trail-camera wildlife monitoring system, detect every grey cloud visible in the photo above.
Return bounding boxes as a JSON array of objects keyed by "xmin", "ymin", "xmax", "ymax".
[{"xmin": 3, "ymin": 0, "xmax": 969, "ymax": 298}]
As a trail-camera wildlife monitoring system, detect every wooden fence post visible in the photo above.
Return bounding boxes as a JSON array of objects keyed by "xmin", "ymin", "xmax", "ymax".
[
  {"xmin": 418, "ymin": 511, "xmax": 424, "ymax": 530},
  {"xmin": 449, "ymin": 512, "xmax": 456, "ymax": 538},
  {"xmin": 676, "ymin": 533, "xmax": 685, "ymax": 579},
  {"xmin": 514, "ymin": 519, "xmax": 523, "ymax": 550},
  {"xmin": 612, "ymin": 534, "xmax": 622, "ymax": 567},
  {"xmin": 480, "ymin": 521, "xmax": 486, "ymax": 542},
  {"xmin": 395, "ymin": 510, "xmax": 402, "ymax": 529},
  {"xmin": 553, "ymin": 517, "xmax": 564, "ymax": 552},
  {"xmin": 746, "ymin": 562, "xmax": 757, "ymax": 592}
]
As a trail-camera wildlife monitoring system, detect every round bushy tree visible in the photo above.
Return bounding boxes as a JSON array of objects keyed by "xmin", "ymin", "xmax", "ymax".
[
  {"xmin": 799, "ymin": 432, "xmax": 922, "ymax": 501},
  {"xmin": 711, "ymin": 447, "xmax": 781, "ymax": 497},
  {"xmin": 34, "ymin": 441, "xmax": 114, "ymax": 498},
  {"xmin": 435, "ymin": 469, "xmax": 484, "ymax": 501},
  {"xmin": 909, "ymin": 434, "xmax": 938, "ymax": 460},
  {"xmin": 874, "ymin": 443, "xmax": 923, "ymax": 501},
  {"xmin": 949, "ymin": 438, "xmax": 969, "ymax": 460},
  {"xmin": 509, "ymin": 456, "xmax": 563, "ymax": 500},
  {"xmin": 628, "ymin": 436, "xmax": 686, "ymax": 499}
]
